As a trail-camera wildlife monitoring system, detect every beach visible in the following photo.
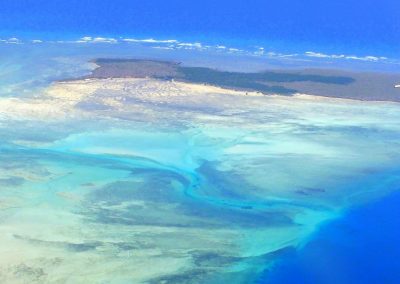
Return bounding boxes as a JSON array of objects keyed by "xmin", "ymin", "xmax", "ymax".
[
  {"xmin": 1, "ymin": 65, "xmax": 400, "ymax": 282},
  {"xmin": 1, "ymin": 0, "xmax": 399, "ymax": 282}
]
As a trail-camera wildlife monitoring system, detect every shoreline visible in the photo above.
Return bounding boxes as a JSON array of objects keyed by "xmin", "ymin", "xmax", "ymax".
[
  {"xmin": 1, "ymin": 68, "xmax": 400, "ymax": 283},
  {"xmin": 70, "ymin": 58, "xmax": 400, "ymax": 103}
]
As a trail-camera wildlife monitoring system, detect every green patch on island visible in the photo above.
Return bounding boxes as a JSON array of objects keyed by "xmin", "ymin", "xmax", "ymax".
[{"xmin": 84, "ymin": 58, "xmax": 400, "ymax": 101}]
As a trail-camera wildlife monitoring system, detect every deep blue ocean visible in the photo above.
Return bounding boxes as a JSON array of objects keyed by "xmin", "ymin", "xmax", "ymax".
[
  {"xmin": 0, "ymin": 0, "xmax": 399, "ymax": 57},
  {"xmin": 1, "ymin": 1, "xmax": 400, "ymax": 282},
  {"xmin": 261, "ymin": 191, "xmax": 400, "ymax": 284}
]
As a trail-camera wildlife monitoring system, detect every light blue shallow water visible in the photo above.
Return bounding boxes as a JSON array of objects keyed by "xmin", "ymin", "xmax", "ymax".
[{"xmin": 0, "ymin": 44, "xmax": 400, "ymax": 283}]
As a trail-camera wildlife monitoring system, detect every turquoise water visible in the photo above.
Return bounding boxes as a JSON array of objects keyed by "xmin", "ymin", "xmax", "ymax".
[
  {"xmin": 1, "ymin": 45, "xmax": 400, "ymax": 283},
  {"xmin": 263, "ymin": 190, "xmax": 400, "ymax": 284}
]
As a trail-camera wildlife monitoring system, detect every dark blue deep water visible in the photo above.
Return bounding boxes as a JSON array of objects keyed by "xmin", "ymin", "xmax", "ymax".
[
  {"xmin": 261, "ymin": 191, "xmax": 400, "ymax": 284},
  {"xmin": 0, "ymin": 0, "xmax": 399, "ymax": 57}
]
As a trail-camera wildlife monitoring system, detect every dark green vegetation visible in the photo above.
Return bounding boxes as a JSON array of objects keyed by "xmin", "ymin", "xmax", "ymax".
[
  {"xmin": 87, "ymin": 59, "xmax": 400, "ymax": 101},
  {"xmin": 179, "ymin": 67, "xmax": 354, "ymax": 95}
]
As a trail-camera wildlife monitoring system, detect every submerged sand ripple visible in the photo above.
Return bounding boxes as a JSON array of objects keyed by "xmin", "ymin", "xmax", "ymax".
[{"xmin": 0, "ymin": 78, "xmax": 400, "ymax": 283}]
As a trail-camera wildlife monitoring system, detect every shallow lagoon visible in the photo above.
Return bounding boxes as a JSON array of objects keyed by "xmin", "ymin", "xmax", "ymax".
[{"xmin": 0, "ymin": 44, "xmax": 400, "ymax": 283}]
